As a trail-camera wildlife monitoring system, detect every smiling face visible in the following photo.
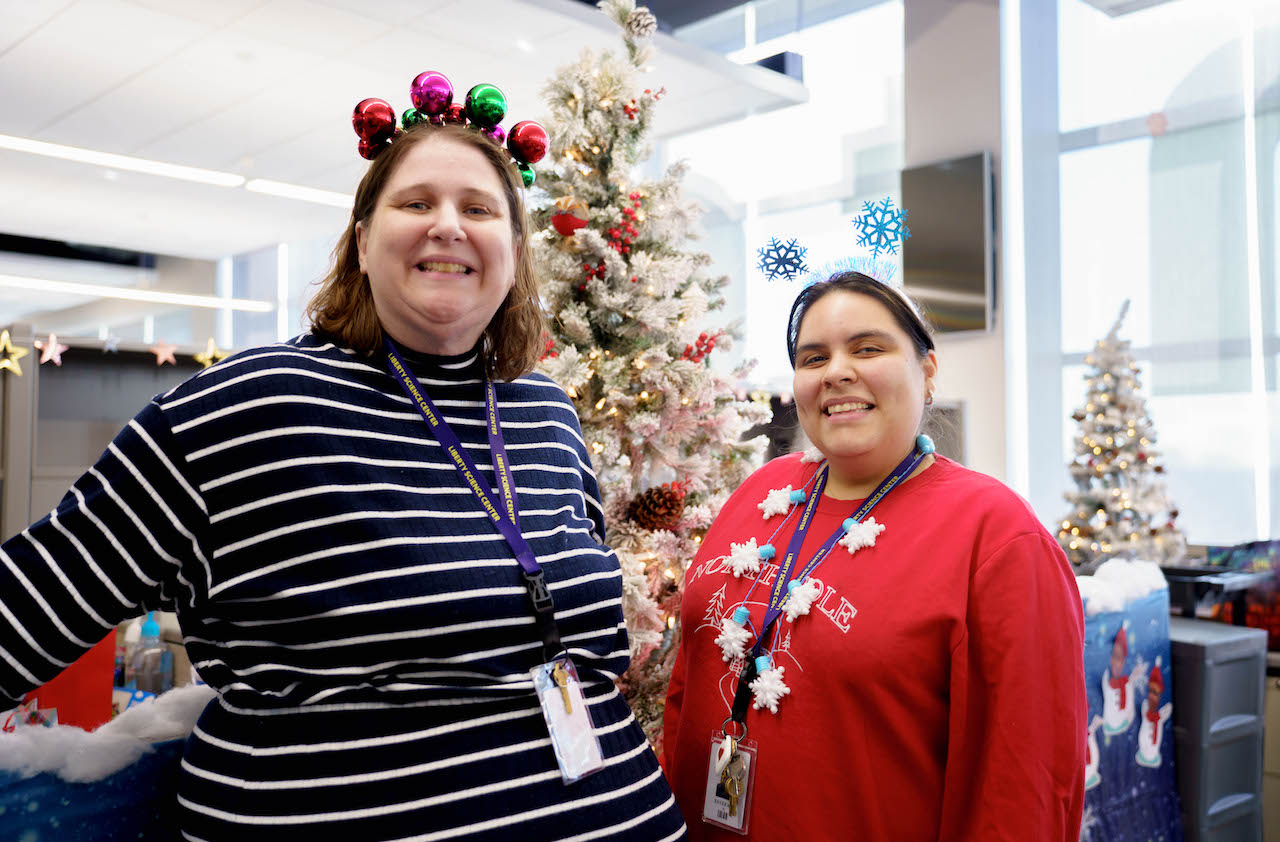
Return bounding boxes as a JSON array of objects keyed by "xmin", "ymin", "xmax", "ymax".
[
  {"xmin": 355, "ymin": 134, "xmax": 518, "ymax": 355},
  {"xmin": 792, "ymin": 290, "xmax": 937, "ymax": 498}
]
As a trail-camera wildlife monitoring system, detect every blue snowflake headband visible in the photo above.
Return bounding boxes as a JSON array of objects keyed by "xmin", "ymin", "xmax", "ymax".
[{"xmin": 756, "ymin": 196, "xmax": 910, "ymax": 286}]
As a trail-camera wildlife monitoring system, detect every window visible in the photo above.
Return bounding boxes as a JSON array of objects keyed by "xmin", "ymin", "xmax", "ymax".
[{"xmin": 1018, "ymin": 0, "xmax": 1280, "ymax": 546}]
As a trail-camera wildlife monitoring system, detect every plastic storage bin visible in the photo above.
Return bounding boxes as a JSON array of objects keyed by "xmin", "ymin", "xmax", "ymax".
[{"xmin": 1169, "ymin": 617, "xmax": 1266, "ymax": 841}]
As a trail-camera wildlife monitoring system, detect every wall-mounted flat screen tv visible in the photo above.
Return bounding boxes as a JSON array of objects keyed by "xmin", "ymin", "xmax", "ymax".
[{"xmin": 900, "ymin": 151, "xmax": 994, "ymax": 333}]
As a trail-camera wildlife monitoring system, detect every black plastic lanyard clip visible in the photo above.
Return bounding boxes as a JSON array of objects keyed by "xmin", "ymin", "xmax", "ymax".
[
  {"xmin": 729, "ymin": 657, "xmax": 758, "ymax": 725},
  {"xmin": 523, "ymin": 570, "xmax": 555, "ymax": 615}
]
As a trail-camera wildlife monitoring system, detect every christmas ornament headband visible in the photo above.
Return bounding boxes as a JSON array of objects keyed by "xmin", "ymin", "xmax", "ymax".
[{"xmin": 352, "ymin": 71, "xmax": 549, "ymax": 187}]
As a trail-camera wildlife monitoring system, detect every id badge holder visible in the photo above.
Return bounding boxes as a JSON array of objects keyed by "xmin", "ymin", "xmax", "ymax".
[
  {"xmin": 702, "ymin": 734, "xmax": 758, "ymax": 834},
  {"xmin": 706, "ymin": 731, "xmax": 752, "ymax": 829},
  {"xmin": 530, "ymin": 657, "xmax": 605, "ymax": 784}
]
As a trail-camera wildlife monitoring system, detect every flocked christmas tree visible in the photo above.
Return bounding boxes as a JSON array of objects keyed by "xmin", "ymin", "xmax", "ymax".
[
  {"xmin": 1057, "ymin": 301, "xmax": 1187, "ymax": 570},
  {"xmin": 532, "ymin": 0, "xmax": 769, "ymax": 746}
]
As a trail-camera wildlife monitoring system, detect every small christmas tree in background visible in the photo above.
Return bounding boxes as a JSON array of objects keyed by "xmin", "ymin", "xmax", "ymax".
[
  {"xmin": 532, "ymin": 0, "xmax": 769, "ymax": 747},
  {"xmin": 1057, "ymin": 301, "xmax": 1187, "ymax": 570}
]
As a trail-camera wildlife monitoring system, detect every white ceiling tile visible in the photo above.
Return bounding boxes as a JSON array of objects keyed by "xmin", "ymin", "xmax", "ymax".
[
  {"xmin": 0, "ymin": 0, "xmax": 76, "ymax": 54},
  {"xmin": 0, "ymin": 0, "xmax": 207, "ymax": 136},
  {"xmin": 240, "ymin": 124, "xmax": 362, "ymax": 188},
  {"xmin": 134, "ymin": 58, "xmax": 385, "ymax": 173},
  {"xmin": 44, "ymin": 29, "xmax": 321, "ymax": 154},
  {"xmin": 121, "ymin": 0, "xmax": 268, "ymax": 28},
  {"xmin": 229, "ymin": 0, "xmax": 391, "ymax": 54},
  {"xmin": 408, "ymin": 0, "xmax": 572, "ymax": 46},
  {"xmin": 0, "ymin": 148, "xmax": 347, "ymax": 258},
  {"xmin": 308, "ymin": 0, "xmax": 447, "ymax": 26}
]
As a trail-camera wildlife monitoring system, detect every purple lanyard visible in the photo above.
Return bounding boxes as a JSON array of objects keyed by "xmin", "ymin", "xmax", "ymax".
[
  {"xmin": 383, "ymin": 339, "xmax": 561, "ymax": 657},
  {"xmin": 750, "ymin": 446, "xmax": 928, "ymax": 656},
  {"xmin": 728, "ymin": 445, "xmax": 929, "ymax": 724}
]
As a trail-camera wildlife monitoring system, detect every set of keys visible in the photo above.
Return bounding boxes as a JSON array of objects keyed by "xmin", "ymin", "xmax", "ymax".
[
  {"xmin": 551, "ymin": 660, "xmax": 573, "ymax": 714},
  {"xmin": 719, "ymin": 750, "xmax": 748, "ymax": 816}
]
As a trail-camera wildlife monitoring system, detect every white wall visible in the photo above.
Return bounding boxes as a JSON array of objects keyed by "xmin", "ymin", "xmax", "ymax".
[{"xmin": 904, "ymin": 0, "xmax": 1007, "ymax": 481}]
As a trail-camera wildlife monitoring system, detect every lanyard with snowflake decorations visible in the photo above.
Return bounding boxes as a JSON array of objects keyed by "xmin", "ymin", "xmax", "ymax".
[
  {"xmin": 723, "ymin": 433, "xmax": 936, "ymax": 721},
  {"xmin": 702, "ymin": 435, "xmax": 935, "ymax": 833}
]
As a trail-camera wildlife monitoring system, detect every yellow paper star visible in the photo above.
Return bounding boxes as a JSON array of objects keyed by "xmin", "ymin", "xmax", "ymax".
[
  {"xmin": 0, "ymin": 330, "xmax": 30, "ymax": 376},
  {"xmin": 193, "ymin": 337, "xmax": 229, "ymax": 369}
]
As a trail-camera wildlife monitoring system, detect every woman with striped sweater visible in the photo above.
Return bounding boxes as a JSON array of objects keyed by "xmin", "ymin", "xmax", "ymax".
[{"xmin": 0, "ymin": 111, "xmax": 686, "ymax": 840}]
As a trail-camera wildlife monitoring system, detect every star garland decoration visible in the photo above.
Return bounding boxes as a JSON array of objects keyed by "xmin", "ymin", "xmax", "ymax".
[
  {"xmin": 150, "ymin": 342, "xmax": 177, "ymax": 366},
  {"xmin": 194, "ymin": 337, "xmax": 230, "ymax": 369},
  {"xmin": 34, "ymin": 334, "xmax": 68, "ymax": 367},
  {"xmin": 0, "ymin": 330, "xmax": 30, "ymax": 376}
]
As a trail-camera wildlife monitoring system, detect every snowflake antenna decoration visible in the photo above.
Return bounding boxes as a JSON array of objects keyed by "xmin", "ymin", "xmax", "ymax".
[
  {"xmin": 756, "ymin": 237, "xmax": 808, "ymax": 282},
  {"xmin": 852, "ymin": 197, "xmax": 910, "ymax": 260}
]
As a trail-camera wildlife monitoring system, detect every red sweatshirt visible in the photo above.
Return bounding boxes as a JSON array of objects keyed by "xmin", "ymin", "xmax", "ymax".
[{"xmin": 664, "ymin": 454, "xmax": 1085, "ymax": 841}]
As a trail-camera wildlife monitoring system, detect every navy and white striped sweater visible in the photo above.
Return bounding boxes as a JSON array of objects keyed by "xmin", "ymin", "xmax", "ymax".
[{"xmin": 0, "ymin": 333, "xmax": 686, "ymax": 841}]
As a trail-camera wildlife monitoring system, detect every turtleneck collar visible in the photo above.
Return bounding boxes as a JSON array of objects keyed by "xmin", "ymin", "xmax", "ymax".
[{"xmin": 381, "ymin": 333, "xmax": 486, "ymax": 381}]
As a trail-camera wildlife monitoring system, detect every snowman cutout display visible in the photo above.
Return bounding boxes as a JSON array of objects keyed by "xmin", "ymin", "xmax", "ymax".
[
  {"xmin": 1135, "ymin": 661, "xmax": 1173, "ymax": 768},
  {"xmin": 1101, "ymin": 625, "xmax": 1136, "ymax": 734},
  {"xmin": 1084, "ymin": 715, "xmax": 1105, "ymax": 790}
]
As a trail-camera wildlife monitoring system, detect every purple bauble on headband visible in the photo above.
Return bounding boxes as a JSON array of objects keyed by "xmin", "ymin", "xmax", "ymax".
[{"xmin": 410, "ymin": 71, "xmax": 453, "ymax": 117}]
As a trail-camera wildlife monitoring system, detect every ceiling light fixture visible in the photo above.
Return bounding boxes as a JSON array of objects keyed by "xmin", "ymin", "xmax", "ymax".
[
  {"xmin": 244, "ymin": 179, "xmax": 353, "ymax": 208},
  {"xmin": 0, "ymin": 275, "xmax": 273, "ymax": 312},
  {"xmin": 0, "ymin": 133, "xmax": 246, "ymax": 187}
]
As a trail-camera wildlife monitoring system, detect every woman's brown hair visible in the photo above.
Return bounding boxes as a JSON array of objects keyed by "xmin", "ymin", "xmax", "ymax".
[{"xmin": 306, "ymin": 124, "xmax": 545, "ymax": 381}]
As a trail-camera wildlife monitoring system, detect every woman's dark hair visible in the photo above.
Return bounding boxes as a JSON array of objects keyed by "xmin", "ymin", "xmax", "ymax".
[
  {"xmin": 786, "ymin": 271, "xmax": 935, "ymax": 368},
  {"xmin": 306, "ymin": 123, "xmax": 545, "ymax": 381}
]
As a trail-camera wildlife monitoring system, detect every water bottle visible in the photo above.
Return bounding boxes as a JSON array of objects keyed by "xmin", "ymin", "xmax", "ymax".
[{"xmin": 125, "ymin": 612, "xmax": 173, "ymax": 695}]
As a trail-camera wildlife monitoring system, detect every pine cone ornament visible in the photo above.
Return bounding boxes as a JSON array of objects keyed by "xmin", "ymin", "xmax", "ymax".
[
  {"xmin": 626, "ymin": 7, "xmax": 658, "ymax": 40},
  {"xmin": 627, "ymin": 482, "xmax": 687, "ymax": 531}
]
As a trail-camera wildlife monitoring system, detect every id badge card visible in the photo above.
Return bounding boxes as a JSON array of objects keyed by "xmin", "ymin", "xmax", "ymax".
[
  {"xmin": 530, "ymin": 657, "xmax": 605, "ymax": 784},
  {"xmin": 702, "ymin": 736, "xmax": 758, "ymax": 834}
]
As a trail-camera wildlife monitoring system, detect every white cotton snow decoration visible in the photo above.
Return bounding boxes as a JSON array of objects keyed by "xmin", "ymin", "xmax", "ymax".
[
  {"xmin": 838, "ymin": 516, "xmax": 885, "ymax": 554},
  {"xmin": 0, "ymin": 683, "xmax": 216, "ymax": 783},
  {"xmin": 800, "ymin": 446, "xmax": 824, "ymax": 464},
  {"xmin": 1077, "ymin": 558, "xmax": 1168, "ymax": 616},
  {"xmin": 1074, "ymin": 575, "xmax": 1126, "ymax": 616},
  {"xmin": 749, "ymin": 665, "xmax": 790, "ymax": 713},
  {"xmin": 726, "ymin": 538, "xmax": 763, "ymax": 578},
  {"xmin": 758, "ymin": 486, "xmax": 794, "ymax": 519},
  {"xmin": 715, "ymin": 615, "xmax": 752, "ymax": 662},
  {"xmin": 784, "ymin": 579, "xmax": 823, "ymax": 622}
]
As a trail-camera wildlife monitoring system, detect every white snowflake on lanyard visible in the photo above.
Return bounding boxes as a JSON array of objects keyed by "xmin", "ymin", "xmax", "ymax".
[
  {"xmin": 839, "ymin": 516, "xmax": 885, "ymax": 555},
  {"xmin": 800, "ymin": 446, "xmax": 824, "ymax": 464},
  {"xmin": 726, "ymin": 538, "xmax": 764, "ymax": 578},
  {"xmin": 715, "ymin": 608, "xmax": 753, "ymax": 661},
  {"xmin": 758, "ymin": 485, "xmax": 795, "ymax": 519},
  {"xmin": 783, "ymin": 578, "xmax": 823, "ymax": 622},
  {"xmin": 749, "ymin": 659, "xmax": 790, "ymax": 713}
]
